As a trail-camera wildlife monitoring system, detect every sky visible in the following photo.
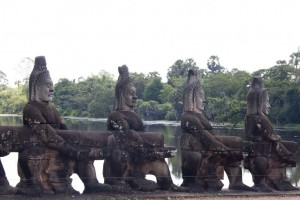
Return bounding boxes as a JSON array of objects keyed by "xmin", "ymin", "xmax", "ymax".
[{"xmin": 0, "ymin": 0, "xmax": 299, "ymax": 85}]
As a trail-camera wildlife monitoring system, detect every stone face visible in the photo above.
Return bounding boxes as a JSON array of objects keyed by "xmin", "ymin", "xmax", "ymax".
[
  {"xmin": 180, "ymin": 70, "xmax": 252, "ymax": 192},
  {"xmin": 244, "ymin": 76, "xmax": 298, "ymax": 192},
  {"xmin": 104, "ymin": 65, "xmax": 178, "ymax": 192}
]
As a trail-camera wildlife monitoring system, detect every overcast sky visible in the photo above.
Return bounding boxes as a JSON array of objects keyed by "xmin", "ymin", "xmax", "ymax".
[{"xmin": 0, "ymin": 0, "xmax": 299, "ymax": 84}]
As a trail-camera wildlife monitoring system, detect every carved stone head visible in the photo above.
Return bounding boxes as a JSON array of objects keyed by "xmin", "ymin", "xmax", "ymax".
[
  {"xmin": 29, "ymin": 56, "xmax": 48, "ymax": 101},
  {"xmin": 247, "ymin": 76, "xmax": 270, "ymax": 115},
  {"xmin": 115, "ymin": 65, "xmax": 137, "ymax": 111},
  {"xmin": 183, "ymin": 70, "xmax": 205, "ymax": 113},
  {"xmin": 29, "ymin": 56, "xmax": 54, "ymax": 102}
]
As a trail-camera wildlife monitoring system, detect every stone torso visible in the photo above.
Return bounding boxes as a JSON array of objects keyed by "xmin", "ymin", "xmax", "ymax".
[
  {"xmin": 107, "ymin": 110, "xmax": 144, "ymax": 131},
  {"xmin": 23, "ymin": 101, "xmax": 67, "ymax": 130},
  {"xmin": 181, "ymin": 111, "xmax": 213, "ymax": 132}
]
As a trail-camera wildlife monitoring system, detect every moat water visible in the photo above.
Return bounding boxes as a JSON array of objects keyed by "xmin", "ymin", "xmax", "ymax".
[{"xmin": 1, "ymin": 115, "xmax": 300, "ymax": 193}]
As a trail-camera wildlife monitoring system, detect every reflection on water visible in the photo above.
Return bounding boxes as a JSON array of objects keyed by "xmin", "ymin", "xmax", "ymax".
[{"xmin": 1, "ymin": 115, "xmax": 300, "ymax": 190}]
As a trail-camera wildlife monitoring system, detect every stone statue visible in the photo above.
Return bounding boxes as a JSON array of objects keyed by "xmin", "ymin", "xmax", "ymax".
[
  {"xmin": 16, "ymin": 56, "xmax": 114, "ymax": 194},
  {"xmin": 103, "ymin": 65, "xmax": 182, "ymax": 192},
  {"xmin": 244, "ymin": 76, "xmax": 298, "ymax": 192},
  {"xmin": 180, "ymin": 70, "xmax": 253, "ymax": 192}
]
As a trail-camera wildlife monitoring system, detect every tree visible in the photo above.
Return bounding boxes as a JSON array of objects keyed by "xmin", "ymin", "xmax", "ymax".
[
  {"xmin": 131, "ymin": 72, "xmax": 148, "ymax": 99},
  {"xmin": 252, "ymin": 63, "xmax": 300, "ymax": 124},
  {"xmin": 207, "ymin": 55, "xmax": 224, "ymax": 73},
  {"xmin": 166, "ymin": 58, "xmax": 198, "ymax": 86},
  {"xmin": 204, "ymin": 68, "xmax": 251, "ymax": 98},
  {"xmin": 53, "ymin": 78, "xmax": 78, "ymax": 116},
  {"xmin": 53, "ymin": 71, "xmax": 116, "ymax": 117},
  {"xmin": 135, "ymin": 100, "xmax": 161, "ymax": 120},
  {"xmin": 0, "ymin": 85, "xmax": 27, "ymax": 114},
  {"xmin": 283, "ymin": 88, "xmax": 300, "ymax": 123},
  {"xmin": 0, "ymin": 70, "xmax": 8, "ymax": 91},
  {"xmin": 276, "ymin": 60, "xmax": 287, "ymax": 66},
  {"xmin": 203, "ymin": 68, "xmax": 250, "ymax": 124},
  {"xmin": 158, "ymin": 84, "xmax": 176, "ymax": 104},
  {"xmin": 289, "ymin": 47, "xmax": 300, "ymax": 68},
  {"xmin": 143, "ymin": 76, "xmax": 163, "ymax": 103}
]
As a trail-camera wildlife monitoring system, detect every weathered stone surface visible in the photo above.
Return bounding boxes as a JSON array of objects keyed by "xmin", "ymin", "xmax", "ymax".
[
  {"xmin": 244, "ymin": 76, "xmax": 298, "ymax": 192},
  {"xmin": 104, "ymin": 65, "xmax": 180, "ymax": 192},
  {"xmin": 180, "ymin": 70, "xmax": 252, "ymax": 192}
]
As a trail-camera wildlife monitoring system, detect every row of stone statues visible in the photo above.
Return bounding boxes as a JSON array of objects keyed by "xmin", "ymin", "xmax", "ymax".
[
  {"xmin": 180, "ymin": 71, "xmax": 298, "ymax": 192},
  {"xmin": 0, "ymin": 56, "xmax": 298, "ymax": 196}
]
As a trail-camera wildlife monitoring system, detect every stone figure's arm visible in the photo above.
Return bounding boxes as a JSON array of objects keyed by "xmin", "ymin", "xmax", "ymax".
[
  {"xmin": 23, "ymin": 105, "xmax": 64, "ymax": 143},
  {"xmin": 108, "ymin": 114, "xmax": 143, "ymax": 147},
  {"xmin": 262, "ymin": 131, "xmax": 281, "ymax": 142},
  {"xmin": 182, "ymin": 116, "xmax": 229, "ymax": 151},
  {"xmin": 125, "ymin": 129, "xmax": 144, "ymax": 147},
  {"xmin": 23, "ymin": 105, "xmax": 80, "ymax": 158},
  {"xmin": 258, "ymin": 117, "xmax": 281, "ymax": 142}
]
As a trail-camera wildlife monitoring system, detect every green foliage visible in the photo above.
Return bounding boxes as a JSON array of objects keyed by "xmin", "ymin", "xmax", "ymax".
[
  {"xmin": 158, "ymin": 83, "xmax": 176, "ymax": 103},
  {"xmin": 131, "ymin": 72, "xmax": 148, "ymax": 99},
  {"xmin": 0, "ymin": 70, "xmax": 8, "ymax": 91},
  {"xmin": 203, "ymin": 69, "xmax": 251, "ymax": 98},
  {"xmin": 158, "ymin": 103, "xmax": 175, "ymax": 120},
  {"xmin": 289, "ymin": 48, "xmax": 300, "ymax": 68},
  {"xmin": 167, "ymin": 58, "xmax": 199, "ymax": 86},
  {"xmin": 143, "ymin": 76, "xmax": 163, "ymax": 103},
  {"xmin": 283, "ymin": 88, "xmax": 300, "ymax": 123},
  {"xmin": 207, "ymin": 55, "xmax": 224, "ymax": 72},
  {"xmin": 135, "ymin": 100, "xmax": 160, "ymax": 120},
  {"xmin": 2, "ymin": 50, "xmax": 300, "ymax": 126},
  {"xmin": 135, "ymin": 100, "xmax": 175, "ymax": 120},
  {"xmin": 255, "ymin": 64, "xmax": 300, "ymax": 124},
  {"xmin": 0, "ymin": 85, "xmax": 27, "ymax": 114},
  {"xmin": 53, "ymin": 71, "xmax": 115, "ymax": 118}
]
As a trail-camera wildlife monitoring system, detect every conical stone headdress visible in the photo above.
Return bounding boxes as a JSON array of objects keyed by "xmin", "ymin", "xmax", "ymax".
[
  {"xmin": 183, "ymin": 69, "xmax": 204, "ymax": 112},
  {"xmin": 115, "ymin": 65, "xmax": 134, "ymax": 110},
  {"xmin": 29, "ymin": 56, "xmax": 51, "ymax": 101}
]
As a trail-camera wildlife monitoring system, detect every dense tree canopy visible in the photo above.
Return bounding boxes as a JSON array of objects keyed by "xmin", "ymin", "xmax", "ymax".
[
  {"xmin": 207, "ymin": 55, "xmax": 224, "ymax": 73},
  {"xmin": 0, "ymin": 70, "xmax": 8, "ymax": 91},
  {"xmin": 1, "ymin": 49, "xmax": 300, "ymax": 126},
  {"xmin": 53, "ymin": 71, "xmax": 115, "ymax": 117}
]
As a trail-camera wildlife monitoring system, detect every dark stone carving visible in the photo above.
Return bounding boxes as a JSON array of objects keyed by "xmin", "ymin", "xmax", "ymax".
[
  {"xmin": 103, "ymin": 65, "xmax": 181, "ymax": 192},
  {"xmin": 180, "ymin": 70, "xmax": 253, "ymax": 192},
  {"xmin": 0, "ymin": 128, "xmax": 21, "ymax": 195},
  {"xmin": 0, "ymin": 126, "xmax": 112, "ymax": 194},
  {"xmin": 14, "ymin": 56, "xmax": 118, "ymax": 195},
  {"xmin": 244, "ymin": 76, "xmax": 299, "ymax": 192}
]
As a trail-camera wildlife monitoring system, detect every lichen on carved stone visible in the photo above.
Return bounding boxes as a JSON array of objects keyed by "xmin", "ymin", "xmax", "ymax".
[
  {"xmin": 17, "ymin": 56, "xmax": 118, "ymax": 195},
  {"xmin": 180, "ymin": 69, "xmax": 252, "ymax": 192},
  {"xmin": 244, "ymin": 76, "xmax": 298, "ymax": 192},
  {"xmin": 104, "ymin": 65, "xmax": 180, "ymax": 192}
]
